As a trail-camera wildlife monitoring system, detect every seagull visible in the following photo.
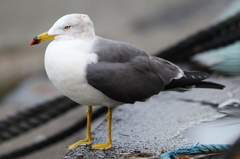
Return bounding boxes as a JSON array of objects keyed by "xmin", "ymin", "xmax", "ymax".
[{"xmin": 30, "ymin": 14, "xmax": 225, "ymax": 150}]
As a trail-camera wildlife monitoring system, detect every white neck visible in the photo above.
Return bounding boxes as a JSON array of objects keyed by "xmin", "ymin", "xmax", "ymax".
[{"xmin": 55, "ymin": 34, "xmax": 95, "ymax": 41}]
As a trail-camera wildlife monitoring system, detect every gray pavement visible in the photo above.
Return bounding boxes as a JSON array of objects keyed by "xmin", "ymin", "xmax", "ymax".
[{"xmin": 64, "ymin": 76, "xmax": 235, "ymax": 159}]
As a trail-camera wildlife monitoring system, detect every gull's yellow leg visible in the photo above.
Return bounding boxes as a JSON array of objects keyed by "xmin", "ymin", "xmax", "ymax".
[
  {"xmin": 91, "ymin": 107, "xmax": 112, "ymax": 150},
  {"xmin": 67, "ymin": 106, "xmax": 93, "ymax": 149}
]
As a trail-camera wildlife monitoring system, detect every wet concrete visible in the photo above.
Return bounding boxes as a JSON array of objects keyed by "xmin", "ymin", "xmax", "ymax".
[
  {"xmin": 181, "ymin": 77, "xmax": 240, "ymax": 145},
  {"xmin": 182, "ymin": 100, "xmax": 240, "ymax": 145}
]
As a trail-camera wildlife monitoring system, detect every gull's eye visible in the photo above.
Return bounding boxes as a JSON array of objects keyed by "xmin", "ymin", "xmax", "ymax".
[{"xmin": 64, "ymin": 26, "xmax": 71, "ymax": 29}]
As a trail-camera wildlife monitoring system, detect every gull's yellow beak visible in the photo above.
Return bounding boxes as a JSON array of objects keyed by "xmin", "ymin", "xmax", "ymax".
[{"xmin": 30, "ymin": 32, "xmax": 57, "ymax": 46}]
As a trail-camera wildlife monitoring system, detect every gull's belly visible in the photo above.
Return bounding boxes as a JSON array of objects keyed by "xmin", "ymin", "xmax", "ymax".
[{"xmin": 44, "ymin": 41, "xmax": 122, "ymax": 106}]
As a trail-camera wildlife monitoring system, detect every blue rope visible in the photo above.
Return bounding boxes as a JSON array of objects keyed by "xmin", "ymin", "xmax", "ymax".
[{"xmin": 160, "ymin": 144, "xmax": 231, "ymax": 159}]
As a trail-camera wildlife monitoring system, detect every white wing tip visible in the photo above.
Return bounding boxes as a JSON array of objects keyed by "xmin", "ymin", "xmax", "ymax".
[{"xmin": 174, "ymin": 68, "xmax": 184, "ymax": 79}]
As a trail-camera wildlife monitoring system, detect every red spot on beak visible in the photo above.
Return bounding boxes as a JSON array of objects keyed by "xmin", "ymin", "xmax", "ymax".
[{"xmin": 30, "ymin": 37, "xmax": 41, "ymax": 46}]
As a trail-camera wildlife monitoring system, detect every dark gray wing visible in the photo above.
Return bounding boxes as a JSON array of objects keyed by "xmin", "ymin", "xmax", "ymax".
[
  {"xmin": 93, "ymin": 37, "xmax": 149, "ymax": 62},
  {"xmin": 87, "ymin": 55, "xmax": 183, "ymax": 104}
]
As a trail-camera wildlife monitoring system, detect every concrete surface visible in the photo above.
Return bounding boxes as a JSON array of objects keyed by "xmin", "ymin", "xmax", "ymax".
[
  {"xmin": 182, "ymin": 79, "xmax": 240, "ymax": 145},
  {"xmin": 64, "ymin": 76, "xmax": 237, "ymax": 159}
]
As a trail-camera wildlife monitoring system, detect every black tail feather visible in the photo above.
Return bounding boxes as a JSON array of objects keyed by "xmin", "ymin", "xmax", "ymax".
[
  {"xmin": 194, "ymin": 81, "xmax": 225, "ymax": 89},
  {"xmin": 164, "ymin": 71, "xmax": 225, "ymax": 90}
]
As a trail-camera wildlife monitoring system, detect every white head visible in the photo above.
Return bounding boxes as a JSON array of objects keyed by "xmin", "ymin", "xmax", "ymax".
[
  {"xmin": 30, "ymin": 14, "xmax": 96, "ymax": 45},
  {"xmin": 48, "ymin": 14, "xmax": 95, "ymax": 40}
]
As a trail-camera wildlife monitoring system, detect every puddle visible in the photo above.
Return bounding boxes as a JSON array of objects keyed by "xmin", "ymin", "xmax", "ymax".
[{"xmin": 182, "ymin": 100, "xmax": 240, "ymax": 145}]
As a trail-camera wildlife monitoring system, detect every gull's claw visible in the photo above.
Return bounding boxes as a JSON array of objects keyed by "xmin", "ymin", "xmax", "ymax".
[
  {"xmin": 67, "ymin": 137, "xmax": 93, "ymax": 149},
  {"xmin": 91, "ymin": 141, "xmax": 112, "ymax": 150}
]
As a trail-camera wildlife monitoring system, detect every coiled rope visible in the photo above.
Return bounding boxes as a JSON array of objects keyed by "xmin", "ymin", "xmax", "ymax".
[
  {"xmin": 160, "ymin": 144, "xmax": 231, "ymax": 159},
  {"xmin": 0, "ymin": 96, "xmax": 79, "ymax": 144},
  {"xmin": 156, "ymin": 12, "xmax": 240, "ymax": 62},
  {"xmin": 0, "ymin": 106, "xmax": 108, "ymax": 159}
]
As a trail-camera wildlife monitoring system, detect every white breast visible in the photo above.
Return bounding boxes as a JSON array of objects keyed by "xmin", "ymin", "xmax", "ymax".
[{"xmin": 44, "ymin": 39, "xmax": 122, "ymax": 106}]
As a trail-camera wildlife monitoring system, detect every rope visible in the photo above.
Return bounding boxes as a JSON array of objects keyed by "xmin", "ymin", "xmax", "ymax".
[
  {"xmin": 156, "ymin": 12, "xmax": 240, "ymax": 62},
  {"xmin": 0, "ymin": 96, "xmax": 79, "ymax": 144},
  {"xmin": 0, "ymin": 106, "xmax": 108, "ymax": 159},
  {"xmin": 160, "ymin": 144, "xmax": 231, "ymax": 159}
]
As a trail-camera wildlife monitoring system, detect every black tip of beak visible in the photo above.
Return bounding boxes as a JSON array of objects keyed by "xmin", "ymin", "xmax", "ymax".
[{"xmin": 30, "ymin": 36, "xmax": 41, "ymax": 46}]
